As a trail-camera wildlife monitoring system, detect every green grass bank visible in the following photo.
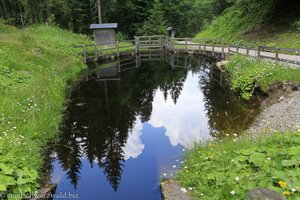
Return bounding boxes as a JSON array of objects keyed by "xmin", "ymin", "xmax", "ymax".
[
  {"xmin": 0, "ymin": 21, "xmax": 90, "ymax": 198},
  {"xmin": 225, "ymin": 55, "xmax": 300, "ymax": 100},
  {"xmin": 177, "ymin": 132, "xmax": 300, "ymax": 199}
]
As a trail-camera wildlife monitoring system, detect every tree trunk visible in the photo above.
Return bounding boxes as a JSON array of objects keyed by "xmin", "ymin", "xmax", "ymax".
[
  {"xmin": 19, "ymin": 4, "xmax": 24, "ymax": 28},
  {"xmin": 1, "ymin": 0, "xmax": 9, "ymax": 19},
  {"xmin": 97, "ymin": 0, "xmax": 102, "ymax": 23}
]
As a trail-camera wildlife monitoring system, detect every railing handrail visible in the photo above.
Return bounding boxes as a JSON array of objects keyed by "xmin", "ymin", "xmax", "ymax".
[{"xmin": 77, "ymin": 35, "xmax": 300, "ymax": 64}]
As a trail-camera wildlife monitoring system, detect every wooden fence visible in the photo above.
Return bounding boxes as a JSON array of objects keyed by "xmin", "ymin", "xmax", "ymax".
[{"xmin": 76, "ymin": 36, "xmax": 300, "ymax": 65}]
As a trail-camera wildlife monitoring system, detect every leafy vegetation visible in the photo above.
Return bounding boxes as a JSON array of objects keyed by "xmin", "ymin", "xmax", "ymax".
[
  {"xmin": 177, "ymin": 132, "xmax": 300, "ymax": 199},
  {"xmin": 0, "ymin": 22, "xmax": 90, "ymax": 199},
  {"xmin": 225, "ymin": 55, "xmax": 300, "ymax": 100},
  {"xmin": 137, "ymin": 0, "xmax": 167, "ymax": 36}
]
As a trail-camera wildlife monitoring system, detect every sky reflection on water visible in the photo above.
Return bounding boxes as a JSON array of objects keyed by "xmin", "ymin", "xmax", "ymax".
[{"xmin": 49, "ymin": 52, "xmax": 258, "ymax": 200}]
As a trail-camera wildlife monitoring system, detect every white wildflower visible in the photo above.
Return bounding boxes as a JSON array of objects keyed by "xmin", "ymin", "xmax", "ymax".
[{"xmin": 181, "ymin": 188, "xmax": 187, "ymax": 193}]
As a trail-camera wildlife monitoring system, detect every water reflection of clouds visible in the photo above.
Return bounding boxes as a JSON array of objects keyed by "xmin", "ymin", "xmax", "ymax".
[
  {"xmin": 149, "ymin": 72, "xmax": 211, "ymax": 147},
  {"xmin": 123, "ymin": 72, "xmax": 211, "ymax": 160},
  {"xmin": 122, "ymin": 119, "xmax": 145, "ymax": 160}
]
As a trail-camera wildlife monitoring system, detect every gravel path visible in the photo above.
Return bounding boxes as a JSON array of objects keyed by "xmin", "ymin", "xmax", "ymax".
[
  {"xmin": 161, "ymin": 180, "xmax": 193, "ymax": 200},
  {"xmin": 248, "ymin": 90, "xmax": 300, "ymax": 135}
]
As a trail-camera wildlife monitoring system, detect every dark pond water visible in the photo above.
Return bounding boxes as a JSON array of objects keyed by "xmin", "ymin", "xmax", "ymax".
[{"xmin": 48, "ymin": 51, "xmax": 259, "ymax": 200}]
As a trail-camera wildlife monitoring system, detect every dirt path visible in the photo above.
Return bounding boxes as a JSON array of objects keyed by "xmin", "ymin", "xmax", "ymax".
[
  {"xmin": 175, "ymin": 41, "xmax": 300, "ymax": 67},
  {"xmin": 247, "ymin": 90, "xmax": 300, "ymax": 135}
]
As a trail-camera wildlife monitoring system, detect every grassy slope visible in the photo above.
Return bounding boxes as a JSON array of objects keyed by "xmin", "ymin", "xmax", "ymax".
[
  {"xmin": 195, "ymin": 3, "xmax": 300, "ymax": 48},
  {"xmin": 0, "ymin": 22, "xmax": 90, "ymax": 198}
]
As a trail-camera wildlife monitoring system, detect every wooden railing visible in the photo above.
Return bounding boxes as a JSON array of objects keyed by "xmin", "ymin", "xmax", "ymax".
[{"xmin": 76, "ymin": 35, "xmax": 300, "ymax": 65}]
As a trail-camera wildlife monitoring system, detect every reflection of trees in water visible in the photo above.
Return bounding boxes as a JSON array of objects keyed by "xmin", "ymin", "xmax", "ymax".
[
  {"xmin": 199, "ymin": 67, "xmax": 258, "ymax": 136},
  {"xmin": 55, "ymin": 59, "xmax": 188, "ymax": 190}
]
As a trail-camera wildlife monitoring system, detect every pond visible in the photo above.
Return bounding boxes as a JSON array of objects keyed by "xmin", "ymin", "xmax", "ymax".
[{"xmin": 47, "ymin": 51, "xmax": 259, "ymax": 200}]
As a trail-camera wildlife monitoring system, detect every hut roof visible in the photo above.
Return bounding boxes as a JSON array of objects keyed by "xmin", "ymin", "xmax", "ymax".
[
  {"xmin": 90, "ymin": 23, "xmax": 118, "ymax": 29},
  {"xmin": 166, "ymin": 27, "xmax": 175, "ymax": 31}
]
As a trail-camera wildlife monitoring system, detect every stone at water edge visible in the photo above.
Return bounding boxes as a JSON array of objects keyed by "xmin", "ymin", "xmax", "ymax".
[
  {"xmin": 160, "ymin": 179, "xmax": 193, "ymax": 200},
  {"xmin": 216, "ymin": 60, "xmax": 228, "ymax": 68},
  {"xmin": 248, "ymin": 188, "xmax": 286, "ymax": 200}
]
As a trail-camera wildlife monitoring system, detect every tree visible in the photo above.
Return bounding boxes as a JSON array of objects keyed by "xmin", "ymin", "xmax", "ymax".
[{"xmin": 137, "ymin": 0, "xmax": 167, "ymax": 36}]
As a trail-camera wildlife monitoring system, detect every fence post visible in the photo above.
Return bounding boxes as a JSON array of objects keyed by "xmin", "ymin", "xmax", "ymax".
[
  {"xmin": 82, "ymin": 44, "xmax": 87, "ymax": 63},
  {"xmin": 135, "ymin": 37, "xmax": 140, "ymax": 54},
  {"xmin": 236, "ymin": 46, "xmax": 239, "ymax": 53},
  {"xmin": 149, "ymin": 36, "xmax": 151, "ymax": 48},
  {"xmin": 204, "ymin": 39, "xmax": 206, "ymax": 52},
  {"xmin": 221, "ymin": 38, "xmax": 224, "ymax": 56},
  {"xmin": 198, "ymin": 38, "xmax": 201, "ymax": 53},
  {"xmin": 185, "ymin": 38, "xmax": 188, "ymax": 52},
  {"xmin": 94, "ymin": 43, "xmax": 98, "ymax": 60},
  {"xmin": 172, "ymin": 37, "xmax": 174, "ymax": 51},
  {"xmin": 257, "ymin": 46, "xmax": 261, "ymax": 59},
  {"xmin": 246, "ymin": 47, "xmax": 249, "ymax": 56},
  {"xmin": 227, "ymin": 44, "xmax": 230, "ymax": 59},
  {"xmin": 212, "ymin": 39, "xmax": 215, "ymax": 54},
  {"xmin": 116, "ymin": 40, "xmax": 120, "ymax": 57},
  {"xmin": 275, "ymin": 48, "xmax": 279, "ymax": 61},
  {"xmin": 160, "ymin": 35, "xmax": 163, "ymax": 49}
]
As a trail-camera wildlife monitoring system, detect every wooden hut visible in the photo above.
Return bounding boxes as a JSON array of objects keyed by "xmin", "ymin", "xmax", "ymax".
[{"xmin": 90, "ymin": 23, "xmax": 118, "ymax": 45}]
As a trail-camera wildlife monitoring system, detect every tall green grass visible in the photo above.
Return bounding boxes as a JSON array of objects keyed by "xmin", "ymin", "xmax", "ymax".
[
  {"xmin": 195, "ymin": 7, "xmax": 300, "ymax": 48},
  {"xmin": 0, "ymin": 23, "xmax": 90, "ymax": 198}
]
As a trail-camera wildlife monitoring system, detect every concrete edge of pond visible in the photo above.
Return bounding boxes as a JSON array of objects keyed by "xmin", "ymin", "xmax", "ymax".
[{"xmin": 160, "ymin": 179, "xmax": 193, "ymax": 200}]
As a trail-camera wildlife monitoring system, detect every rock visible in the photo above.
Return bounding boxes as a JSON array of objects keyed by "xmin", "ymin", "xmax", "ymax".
[
  {"xmin": 278, "ymin": 96, "xmax": 284, "ymax": 101},
  {"xmin": 248, "ymin": 188, "xmax": 286, "ymax": 200},
  {"xmin": 32, "ymin": 48, "xmax": 43, "ymax": 57},
  {"xmin": 161, "ymin": 179, "xmax": 193, "ymax": 200},
  {"xmin": 30, "ymin": 184, "xmax": 57, "ymax": 200},
  {"xmin": 216, "ymin": 60, "xmax": 228, "ymax": 68}
]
